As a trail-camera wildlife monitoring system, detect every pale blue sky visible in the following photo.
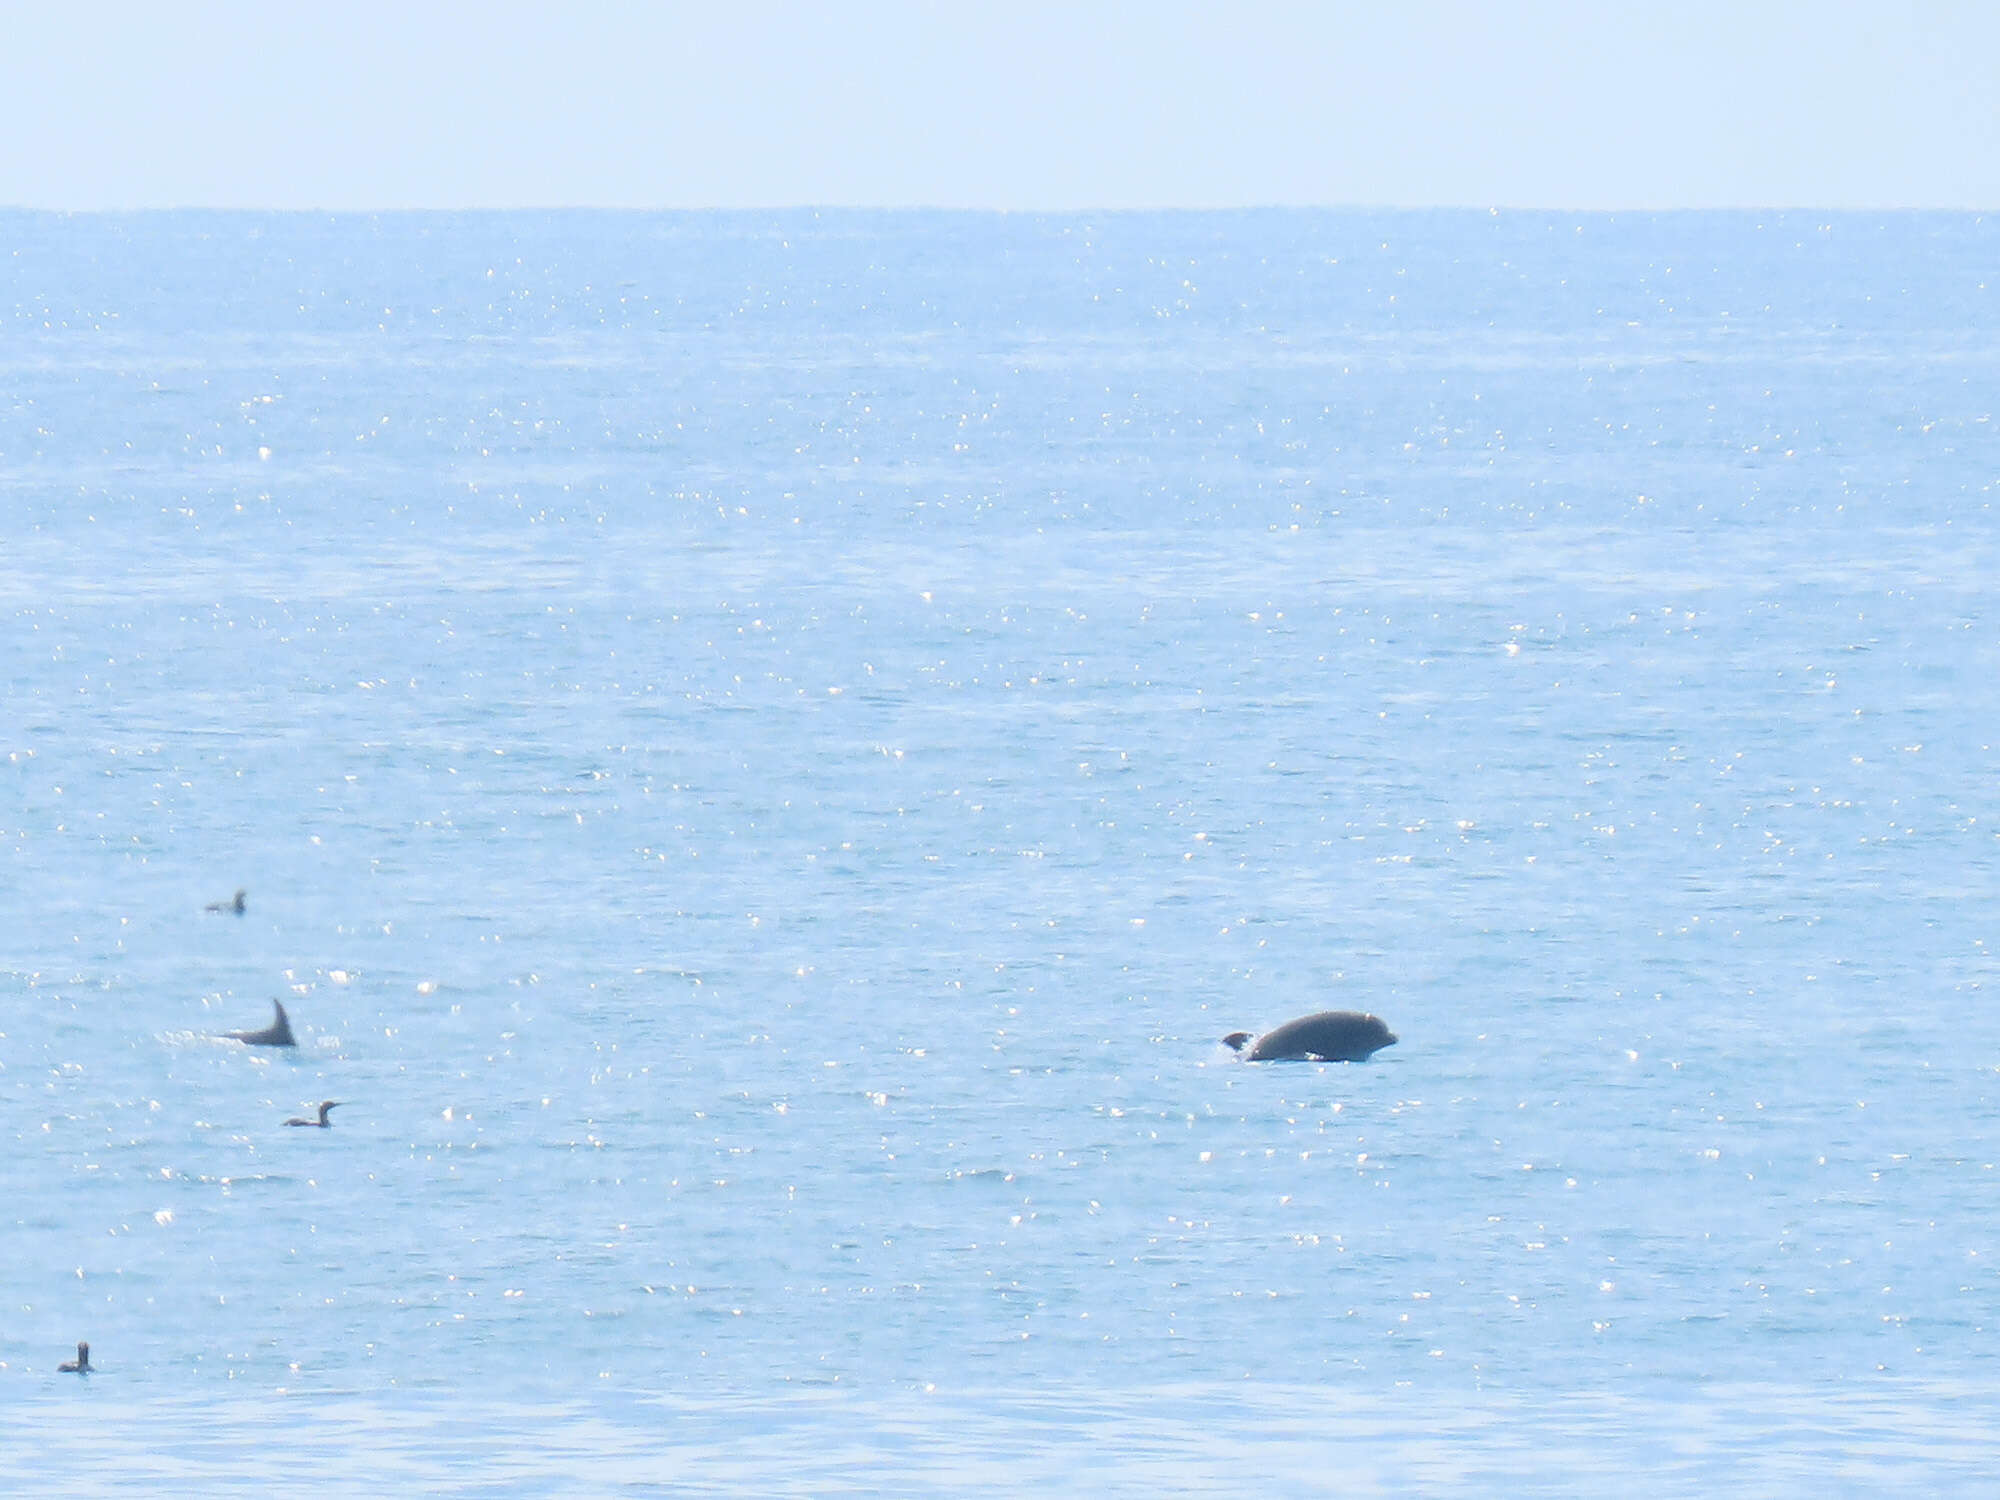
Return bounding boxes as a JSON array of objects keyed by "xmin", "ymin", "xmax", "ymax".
[{"xmin": 5, "ymin": 1, "xmax": 1997, "ymax": 210}]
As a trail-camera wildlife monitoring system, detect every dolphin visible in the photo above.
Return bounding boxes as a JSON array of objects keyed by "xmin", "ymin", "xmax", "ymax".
[
  {"xmin": 226, "ymin": 1000, "xmax": 296, "ymax": 1047},
  {"xmin": 1222, "ymin": 1010, "xmax": 1397, "ymax": 1062},
  {"xmin": 285, "ymin": 1101, "xmax": 340, "ymax": 1127}
]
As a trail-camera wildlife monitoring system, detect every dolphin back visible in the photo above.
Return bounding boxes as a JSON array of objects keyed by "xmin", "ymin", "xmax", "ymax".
[
  {"xmin": 1241, "ymin": 1010, "xmax": 1396, "ymax": 1062},
  {"xmin": 228, "ymin": 1000, "xmax": 297, "ymax": 1047}
]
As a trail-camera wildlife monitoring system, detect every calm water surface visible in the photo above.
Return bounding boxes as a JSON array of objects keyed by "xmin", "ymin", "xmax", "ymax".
[{"xmin": 4, "ymin": 210, "xmax": 1999, "ymax": 1492}]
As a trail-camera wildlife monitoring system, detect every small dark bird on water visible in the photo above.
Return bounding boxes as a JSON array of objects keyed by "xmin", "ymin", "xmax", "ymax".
[
  {"xmin": 225, "ymin": 999, "xmax": 296, "ymax": 1047},
  {"xmin": 285, "ymin": 1101, "xmax": 341, "ymax": 1128},
  {"xmin": 206, "ymin": 888, "xmax": 247, "ymax": 915},
  {"xmin": 58, "ymin": 1341, "xmax": 90, "ymax": 1373}
]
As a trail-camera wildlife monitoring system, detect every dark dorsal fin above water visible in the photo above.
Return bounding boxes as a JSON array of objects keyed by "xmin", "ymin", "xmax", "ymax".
[{"xmin": 226, "ymin": 999, "xmax": 296, "ymax": 1047}]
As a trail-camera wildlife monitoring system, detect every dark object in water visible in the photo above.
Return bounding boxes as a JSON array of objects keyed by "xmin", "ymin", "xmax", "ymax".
[
  {"xmin": 58, "ymin": 1341, "xmax": 90, "ymax": 1373},
  {"xmin": 285, "ymin": 1100, "xmax": 341, "ymax": 1128},
  {"xmin": 207, "ymin": 888, "xmax": 247, "ymax": 915},
  {"xmin": 226, "ymin": 1000, "xmax": 296, "ymax": 1047},
  {"xmin": 1222, "ymin": 1010, "xmax": 1398, "ymax": 1062}
]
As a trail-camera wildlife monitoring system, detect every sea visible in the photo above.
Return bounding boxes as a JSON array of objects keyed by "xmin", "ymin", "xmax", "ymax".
[{"xmin": 4, "ymin": 208, "xmax": 1999, "ymax": 1493}]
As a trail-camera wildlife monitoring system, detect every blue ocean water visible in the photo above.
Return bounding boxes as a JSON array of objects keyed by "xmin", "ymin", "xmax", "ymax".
[{"xmin": 4, "ymin": 209, "xmax": 2000, "ymax": 1492}]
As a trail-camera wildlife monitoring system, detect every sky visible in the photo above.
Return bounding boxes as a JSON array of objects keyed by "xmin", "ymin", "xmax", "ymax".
[{"xmin": 4, "ymin": 1, "xmax": 1997, "ymax": 211}]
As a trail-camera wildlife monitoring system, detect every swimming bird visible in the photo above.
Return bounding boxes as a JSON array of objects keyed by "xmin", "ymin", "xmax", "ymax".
[
  {"xmin": 1222, "ymin": 1010, "xmax": 1398, "ymax": 1062},
  {"xmin": 58, "ymin": 1341, "xmax": 90, "ymax": 1373},
  {"xmin": 285, "ymin": 1101, "xmax": 341, "ymax": 1128},
  {"xmin": 225, "ymin": 1000, "xmax": 296, "ymax": 1047},
  {"xmin": 206, "ymin": 888, "xmax": 247, "ymax": 915}
]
